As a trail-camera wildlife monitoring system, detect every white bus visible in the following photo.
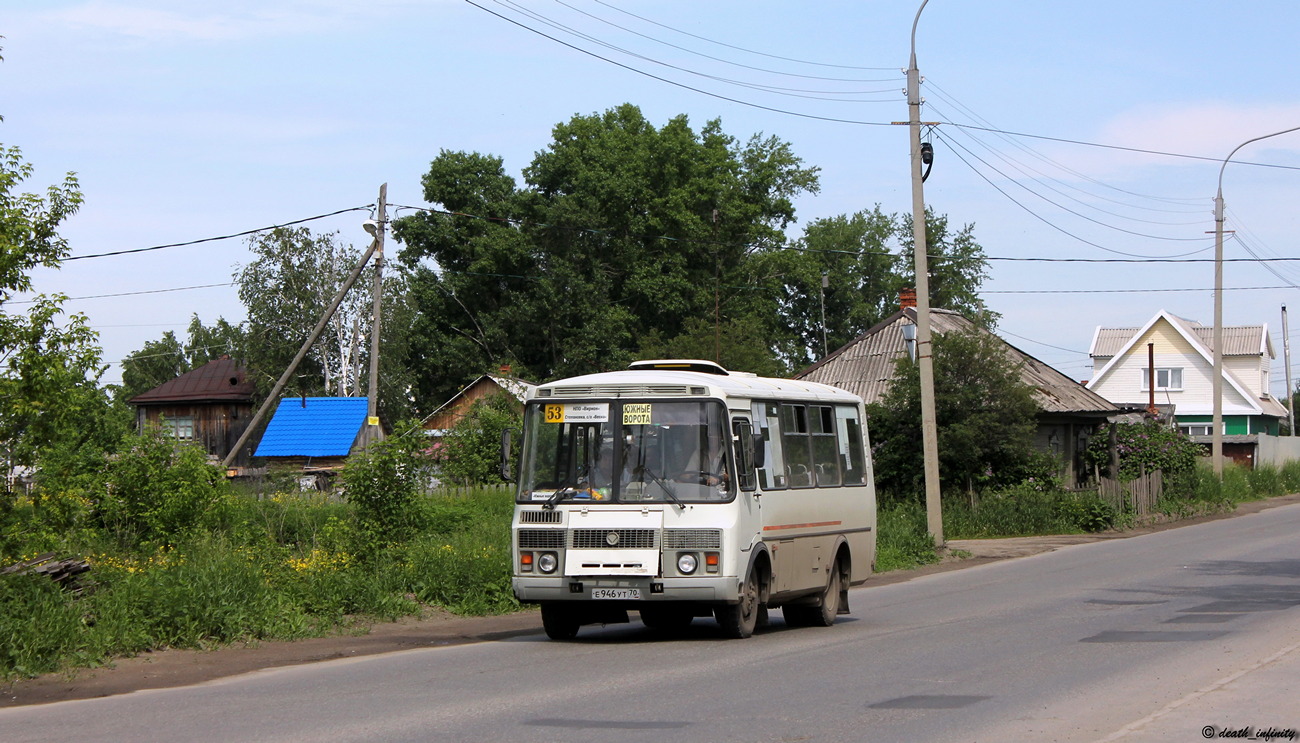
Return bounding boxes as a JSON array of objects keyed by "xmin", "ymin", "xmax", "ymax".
[{"xmin": 505, "ymin": 360, "xmax": 877, "ymax": 640}]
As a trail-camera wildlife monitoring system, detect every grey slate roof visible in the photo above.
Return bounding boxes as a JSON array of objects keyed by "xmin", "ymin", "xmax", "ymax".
[
  {"xmin": 797, "ymin": 308, "xmax": 1119, "ymax": 416},
  {"xmin": 254, "ymin": 397, "xmax": 369, "ymax": 458},
  {"xmin": 1090, "ymin": 317, "xmax": 1270, "ymax": 359}
]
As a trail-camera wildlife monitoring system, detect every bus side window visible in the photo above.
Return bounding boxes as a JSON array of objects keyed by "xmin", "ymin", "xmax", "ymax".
[
  {"xmin": 753, "ymin": 403, "xmax": 786, "ymax": 490},
  {"xmin": 781, "ymin": 404, "xmax": 814, "ymax": 489},
  {"xmin": 811, "ymin": 405, "xmax": 841, "ymax": 487},
  {"xmin": 732, "ymin": 418, "xmax": 757, "ymax": 491},
  {"xmin": 835, "ymin": 405, "xmax": 867, "ymax": 485}
]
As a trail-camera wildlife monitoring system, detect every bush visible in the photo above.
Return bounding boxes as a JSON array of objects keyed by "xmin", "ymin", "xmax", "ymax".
[
  {"xmin": 341, "ymin": 432, "xmax": 435, "ymax": 553},
  {"xmin": 93, "ymin": 427, "xmax": 230, "ymax": 546},
  {"xmin": 1085, "ymin": 421, "xmax": 1201, "ymax": 494}
]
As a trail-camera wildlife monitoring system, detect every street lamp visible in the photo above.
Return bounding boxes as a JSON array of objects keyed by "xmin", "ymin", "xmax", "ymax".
[
  {"xmin": 907, "ymin": 0, "xmax": 944, "ymax": 547},
  {"xmin": 1212, "ymin": 126, "xmax": 1300, "ymax": 476}
]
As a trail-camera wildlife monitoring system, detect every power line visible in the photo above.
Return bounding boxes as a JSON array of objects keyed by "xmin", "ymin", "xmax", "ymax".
[
  {"xmin": 471, "ymin": 1, "xmax": 1300, "ymax": 175},
  {"xmin": 555, "ymin": 0, "xmax": 901, "ymax": 85},
  {"xmin": 63, "ymin": 206, "xmax": 372, "ymax": 261},
  {"xmin": 5, "ymin": 282, "xmax": 235, "ymax": 305},
  {"xmin": 937, "ymin": 129, "xmax": 1213, "ymax": 246},
  {"xmin": 986, "ymin": 285, "xmax": 1295, "ymax": 294},
  {"xmin": 590, "ymin": 0, "xmax": 896, "ymax": 71}
]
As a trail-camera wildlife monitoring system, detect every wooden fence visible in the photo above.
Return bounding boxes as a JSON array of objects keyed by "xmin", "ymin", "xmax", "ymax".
[{"xmin": 1097, "ymin": 468, "xmax": 1163, "ymax": 515}]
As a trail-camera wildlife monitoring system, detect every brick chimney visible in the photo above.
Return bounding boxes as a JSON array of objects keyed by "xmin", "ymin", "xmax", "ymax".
[{"xmin": 899, "ymin": 288, "xmax": 917, "ymax": 309}]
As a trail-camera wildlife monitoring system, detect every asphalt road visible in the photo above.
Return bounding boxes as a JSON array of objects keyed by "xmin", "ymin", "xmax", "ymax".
[{"xmin": 4, "ymin": 503, "xmax": 1298, "ymax": 743}]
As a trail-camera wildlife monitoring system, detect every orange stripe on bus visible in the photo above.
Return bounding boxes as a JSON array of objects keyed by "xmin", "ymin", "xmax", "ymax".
[{"xmin": 762, "ymin": 521, "xmax": 843, "ymax": 531}]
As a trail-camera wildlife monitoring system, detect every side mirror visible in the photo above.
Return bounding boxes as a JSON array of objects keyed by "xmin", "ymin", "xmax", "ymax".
[
  {"xmin": 499, "ymin": 428, "xmax": 518, "ymax": 483},
  {"xmin": 751, "ymin": 433, "xmax": 766, "ymax": 469}
]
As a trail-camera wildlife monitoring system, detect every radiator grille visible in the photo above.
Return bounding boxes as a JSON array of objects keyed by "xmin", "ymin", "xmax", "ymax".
[
  {"xmin": 663, "ymin": 529, "xmax": 722, "ymax": 550},
  {"xmin": 519, "ymin": 510, "xmax": 562, "ymax": 524},
  {"xmin": 518, "ymin": 529, "xmax": 565, "ymax": 549},
  {"xmin": 571, "ymin": 528, "xmax": 658, "ymax": 549}
]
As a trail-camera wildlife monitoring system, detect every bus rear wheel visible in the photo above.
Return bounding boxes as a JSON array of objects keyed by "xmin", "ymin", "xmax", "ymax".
[
  {"xmin": 715, "ymin": 570, "xmax": 760, "ymax": 639},
  {"xmin": 541, "ymin": 603, "xmax": 581, "ymax": 640},
  {"xmin": 784, "ymin": 563, "xmax": 842, "ymax": 628}
]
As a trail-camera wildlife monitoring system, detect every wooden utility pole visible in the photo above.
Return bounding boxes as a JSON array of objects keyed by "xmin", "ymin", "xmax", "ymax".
[
  {"xmin": 366, "ymin": 183, "xmax": 387, "ymax": 441},
  {"xmin": 222, "ymin": 235, "xmax": 382, "ymax": 469}
]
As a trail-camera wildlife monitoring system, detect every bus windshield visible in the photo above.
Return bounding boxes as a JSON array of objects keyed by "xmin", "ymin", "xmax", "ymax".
[{"xmin": 518, "ymin": 400, "xmax": 733, "ymax": 505}]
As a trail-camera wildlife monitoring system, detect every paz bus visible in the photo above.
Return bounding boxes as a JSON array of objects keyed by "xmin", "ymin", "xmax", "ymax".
[{"xmin": 504, "ymin": 359, "xmax": 877, "ymax": 640}]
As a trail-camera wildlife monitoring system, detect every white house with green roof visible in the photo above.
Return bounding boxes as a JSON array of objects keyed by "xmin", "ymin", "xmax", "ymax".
[{"xmin": 1086, "ymin": 310, "xmax": 1288, "ymax": 437}]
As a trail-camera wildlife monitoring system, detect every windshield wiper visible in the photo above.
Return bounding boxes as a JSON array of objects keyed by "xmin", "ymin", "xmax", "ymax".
[
  {"xmin": 542, "ymin": 475, "xmax": 580, "ymax": 510},
  {"xmin": 634, "ymin": 465, "xmax": 685, "ymax": 510}
]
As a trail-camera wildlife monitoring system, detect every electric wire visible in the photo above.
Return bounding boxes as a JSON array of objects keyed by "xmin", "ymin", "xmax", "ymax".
[
  {"xmin": 925, "ymin": 81, "xmax": 1206, "ymax": 209},
  {"xmin": 934, "ymin": 129, "xmax": 1213, "ymax": 259},
  {"xmin": 62, "ymin": 206, "xmax": 373, "ymax": 262},
  {"xmin": 936, "ymin": 129, "xmax": 1212, "ymax": 245},
  {"xmin": 590, "ymin": 0, "xmax": 896, "ymax": 71},
  {"xmin": 489, "ymin": 1, "xmax": 902, "ymax": 101},
  {"xmin": 553, "ymin": 0, "xmax": 902, "ymax": 84},
  {"xmin": 4, "ymin": 282, "xmax": 235, "ymax": 306},
  {"xmin": 926, "ymin": 102, "xmax": 1208, "ymax": 226},
  {"xmin": 470, "ymin": 1, "xmax": 1300, "ymax": 174}
]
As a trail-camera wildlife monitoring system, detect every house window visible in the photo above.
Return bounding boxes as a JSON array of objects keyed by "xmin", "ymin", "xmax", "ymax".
[
  {"xmin": 1179, "ymin": 424, "xmax": 1213, "ymax": 436},
  {"xmin": 164, "ymin": 416, "xmax": 195, "ymax": 441},
  {"xmin": 1140, "ymin": 368, "xmax": 1183, "ymax": 391}
]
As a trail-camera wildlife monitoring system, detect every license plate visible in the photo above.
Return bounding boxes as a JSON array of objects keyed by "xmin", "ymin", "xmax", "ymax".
[{"xmin": 591, "ymin": 588, "xmax": 642, "ymax": 600}]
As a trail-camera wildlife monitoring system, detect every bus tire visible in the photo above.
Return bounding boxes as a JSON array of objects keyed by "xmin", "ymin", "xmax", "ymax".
[
  {"xmin": 715, "ymin": 569, "xmax": 761, "ymax": 639},
  {"xmin": 541, "ymin": 603, "xmax": 581, "ymax": 640},
  {"xmin": 784, "ymin": 562, "xmax": 842, "ymax": 628}
]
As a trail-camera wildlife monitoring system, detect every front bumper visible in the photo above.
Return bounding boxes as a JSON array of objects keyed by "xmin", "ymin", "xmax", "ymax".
[{"xmin": 513, "ymin": 575, "xmax": 740, "ymax": 604}]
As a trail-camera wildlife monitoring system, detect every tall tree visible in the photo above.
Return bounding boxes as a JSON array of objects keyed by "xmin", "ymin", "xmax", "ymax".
[
  {"xmin": 897, "ymin": 208, "xmax": 997, "ymax": 328},
  {"xmin": 394, "ymin": 104, "xmax": 820, "ymax": 403},
  {"xmin": 866, "ymin": 329, "xmax": 1039, "ymax": 498},
  {"xmin": 235, "ymin": 227, "xmax": 414, "ymax": 420},
  {"xmin": 118, "ymin": 330, "xmax": 186, "ymax": 401},
  {"xmin": 117, "ymin": 315, "xmax": 248, "ymax": 402},
  {"xmin": 1, "ymin": 144, "xmax": 122, "ymax": 473}
]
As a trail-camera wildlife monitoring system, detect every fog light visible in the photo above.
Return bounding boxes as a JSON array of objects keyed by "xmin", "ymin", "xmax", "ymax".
[
  {"xmin": 677, "ymin": 553, "xmax": 698, "ymax": 575},
  {"xmin": 537, "ymin": 552, "xmax": 558, "ymax": 574}
]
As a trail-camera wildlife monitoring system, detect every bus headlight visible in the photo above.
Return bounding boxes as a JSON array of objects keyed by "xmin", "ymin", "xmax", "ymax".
[
  {"xmin": 677, "ymin": 553, "xmax": 699, "ymax": 575},
  {"xmin": 537, "ymin": 552, "xmax": 558, "ymax": 574}
]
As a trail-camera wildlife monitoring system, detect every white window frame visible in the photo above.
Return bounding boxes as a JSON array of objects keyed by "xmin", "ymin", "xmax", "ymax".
[
  {"xmin": 1140, "ymin": 367, "xmax": 1183, "ymax": 392},
  {"xmin": 164, "ymin": 415, "xmax": 196, "ymax": 441},
  {"xmin": 1178, "ymin": 423, "xmax": 1214, "ymax": 437}
]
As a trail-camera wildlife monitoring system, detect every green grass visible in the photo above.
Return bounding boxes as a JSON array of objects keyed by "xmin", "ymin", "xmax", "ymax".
[
  {"xmin": 7, "ymin": 461, "xmax": 1298, "ymax": 679},
  {"xmin": 0, "ymin": 486, "xmax": 521, "ymax": 679}
]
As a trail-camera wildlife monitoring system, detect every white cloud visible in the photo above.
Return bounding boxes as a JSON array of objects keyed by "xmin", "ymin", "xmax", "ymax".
[{"xmin": 1098, "ymin": 102, "xmax": 1300, "ymax": 165}]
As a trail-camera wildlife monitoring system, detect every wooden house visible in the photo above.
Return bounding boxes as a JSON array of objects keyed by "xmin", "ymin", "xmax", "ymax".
[
  {"xmin": 128, "ymin": 356, "xmax": 257, "ymax": 466},
  {"xmin": 422, "ymin": 374, "xmax": 534, "ymax": 435}
]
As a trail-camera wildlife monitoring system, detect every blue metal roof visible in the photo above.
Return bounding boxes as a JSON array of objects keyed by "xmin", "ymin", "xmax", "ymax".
[{"xmin": 254, "ymin": 397, "xmax": 369, "ymax": 458}]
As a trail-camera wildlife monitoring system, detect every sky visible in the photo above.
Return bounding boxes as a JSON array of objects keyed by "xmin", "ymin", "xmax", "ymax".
[{"xmin": 3, "ymin": 0, "xmax": 1300, "ymax": 398}]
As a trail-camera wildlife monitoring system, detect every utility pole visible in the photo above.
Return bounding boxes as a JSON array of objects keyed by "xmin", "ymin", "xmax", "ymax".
[
  {"xmin": 1284, "ymin": 305, "xmax": 1295, "ymax": 436},
  {"xmin": 223, "ymin": 236, "xmax": 383, "ymax": 469},
  {"xmin": 365, "ymin": 183, "xmax": 387, "ymax": 442},
  {"xmin": 906, "ymin": 0, "xmax": 944, "ymax": 547},
  {"xmin": 1213, "ymin": 126, "xmax": 1300, "ymax": 475}
]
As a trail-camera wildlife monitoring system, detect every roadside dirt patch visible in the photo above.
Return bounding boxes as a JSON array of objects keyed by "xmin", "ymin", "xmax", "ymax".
[{"xmin": 5, "ymin": 492, "xmax": 1299, "ymax": 708}]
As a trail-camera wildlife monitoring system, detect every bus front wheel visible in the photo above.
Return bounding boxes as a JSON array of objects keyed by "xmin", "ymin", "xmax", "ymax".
[
  {"xmin": 541, "ymin": 603, "xmax": 581, "ymax": 640},
  {"xmin": 715, "ymin": 570, "xmax": 760, "ymax": 639}
]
